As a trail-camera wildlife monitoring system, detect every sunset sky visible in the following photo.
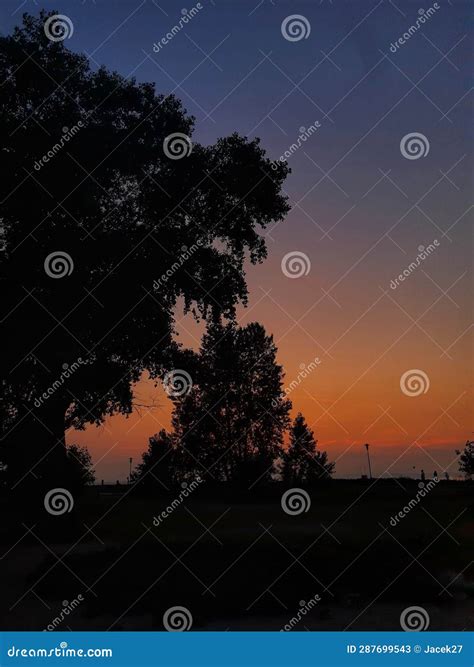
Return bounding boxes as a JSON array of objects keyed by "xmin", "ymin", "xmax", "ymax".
[{"xmin": 2, "ymin": 0, "xmax": 471, "ymax": 481}]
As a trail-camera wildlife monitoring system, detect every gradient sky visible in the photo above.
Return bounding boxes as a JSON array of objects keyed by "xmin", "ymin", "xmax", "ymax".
[{"xmin": 2, "ymin": 0, "xmax": 472, "ymax": 481}]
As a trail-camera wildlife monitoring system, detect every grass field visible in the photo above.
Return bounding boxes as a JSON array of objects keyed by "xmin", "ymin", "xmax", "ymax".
[{"xmin": 1, "ymin": 479, "xmax": 473, "ymax": 631}]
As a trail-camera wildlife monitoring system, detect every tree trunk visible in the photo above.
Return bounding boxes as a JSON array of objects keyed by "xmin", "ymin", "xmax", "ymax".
[{"xmin": 5, "ymin": 398, "xmax": 75, "ymax": 539}]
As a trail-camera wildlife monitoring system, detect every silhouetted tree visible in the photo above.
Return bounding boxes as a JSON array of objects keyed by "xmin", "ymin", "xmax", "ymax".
[
  {"xmin": 131, "ymin": 430, "xmax": 178, "ymax": 492},
  {"xmin": 170, "ymin": 321, "xmax": 292, "ymax": 485},
  {"xmin": 0, "ymin": 12, "xmax": 290, "ymax": 489},
  {"xmin": 0, "ymin": 441, "xmax": 94, "ymax": 495},
  {"xmin": 65, "ymin": 444, "xmax": 95, "ymax": 490},
  {"xmin": 456, "ymin": 440, "xmax": 474, "ymax": 479},
  {"xmin": 283, "ymin": 413, "xmax": 334, "ymax": 484}
]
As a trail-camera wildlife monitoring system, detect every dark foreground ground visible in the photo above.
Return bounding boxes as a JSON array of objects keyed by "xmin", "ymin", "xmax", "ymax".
[{"xmin": 0, "ymin": 479, "xmax": 472, "ymax": 631}]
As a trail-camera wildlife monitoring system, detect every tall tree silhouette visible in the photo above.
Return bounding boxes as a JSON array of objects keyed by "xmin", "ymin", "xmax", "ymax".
[
  {"xmin": 65, "ymin": 444, "xmax": 95, "ymax": 491},
  {"xmin": 456, "ymin": 440, "xmax": 474, "ymax": 479},
  {"xmin": 0, "ymin": 13, "xmax": 289, "ymax": 488},
  {"xmin": 131, "ymin": 430, "xmax": 178, "ymax": 492},
  {"xmin": 283, "ymin": 413, "xmax": 334, "ymax": 484},
  {"xmin": 170, "ymin": 321, "xmax": 291, "ymax": 485}
]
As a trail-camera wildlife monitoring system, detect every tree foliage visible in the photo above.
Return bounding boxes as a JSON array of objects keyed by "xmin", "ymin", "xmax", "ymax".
[
  {"xmin": 456, "ymin": 440, "xmax": 474, "ymax": 479},
  {"xmin": 0, "ymin": 12, "xmax": 290, "ymax": 485},
  {"xmin": 282, "ymin": 413, "xmax": 335, "ymax": 484},
  {"xmin": 133, "ymin": 321, "xmax": 292, "ymax": 487},
  {"xmin": 65, "ymin": 443, "xmax": 96, "ymax": 489},
  {"xmin": 131, "ymin": 430, "xmax": 177, "ymax": 492},
  {"xmin": 171, "ymin": 321, "xmax": 292, "ymax": 485}
]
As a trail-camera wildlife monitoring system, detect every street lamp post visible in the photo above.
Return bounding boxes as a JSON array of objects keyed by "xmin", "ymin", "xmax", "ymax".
[{"xmin": 364, "ymin": 443, "xmax": 373, "ymax": 480}]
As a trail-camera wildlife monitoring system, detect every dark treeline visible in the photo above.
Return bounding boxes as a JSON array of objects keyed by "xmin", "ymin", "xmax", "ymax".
[{"xmin": 131, "ymin": 320, "xmax": 335, "ymax": 492}]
